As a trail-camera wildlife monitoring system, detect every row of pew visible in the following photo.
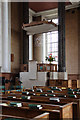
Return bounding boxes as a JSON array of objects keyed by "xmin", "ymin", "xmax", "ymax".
[
  {"xmin": 0, "ymin": 86, "xmax": 80, "ymax": 120},
  {"xmin": 0, "ymin": 85, "xmax": 23, "ymax": 94}
]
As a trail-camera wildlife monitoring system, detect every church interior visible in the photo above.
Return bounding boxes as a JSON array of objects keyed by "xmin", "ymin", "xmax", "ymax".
[{"xmin": 0, "ymin": 1, "xmax": 80, "ymax": 119}]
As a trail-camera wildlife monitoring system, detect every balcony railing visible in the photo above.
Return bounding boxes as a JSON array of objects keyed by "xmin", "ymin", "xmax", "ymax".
[
  {"xmin": 37, "ymin": 63, "xmax": 57, "ymax": 72},
  {"xmin": 20, "ymin": 63, "xmax": 57, "ymax": 72}
]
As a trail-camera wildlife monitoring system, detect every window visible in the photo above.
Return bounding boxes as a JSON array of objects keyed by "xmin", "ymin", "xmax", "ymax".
[{"xmin": 43, "ymin": 19, "xmax": 58, "ymax": 64}]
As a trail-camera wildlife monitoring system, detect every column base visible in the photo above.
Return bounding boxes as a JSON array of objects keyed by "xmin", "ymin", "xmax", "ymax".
[
  {"xmin": 58, "ymin": 67, "xmax": 66, "ymax": 72},
  {"xmin": 50, "ymin": 72, "xmax": 67, "ymax": 80}
]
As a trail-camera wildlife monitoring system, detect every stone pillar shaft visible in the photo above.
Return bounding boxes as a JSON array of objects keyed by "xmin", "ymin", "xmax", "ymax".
[
  {"xmin": 0, "ymin": 2, "xmax": 2, "ymax": 69},
  {"xmin": 2, "ymin": 2, "xmax": 11, "ymax": 72},
  {"xmin": 23, "ymin": 2, "xmax": 29, "ymax": 64},
  {"xmin": 58, "ymin": 2, "xmax": 66, "ymax": 72}
]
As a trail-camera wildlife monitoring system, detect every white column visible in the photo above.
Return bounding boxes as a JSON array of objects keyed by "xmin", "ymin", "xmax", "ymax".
[
  {"xmin": 29, "ymin": 14, "xmax": 33, "ymax": 60},
  {"xmin": 29, "ymin": 35, "xmax": 33, "ymax": 60},
  {"xmin": 0, "ymin": 2, "xmax": 2, "ymax": 71},
  {"xmin": 42, "ymin": 16, "xmax": 45, "ymax": 63},
  {"xmin": 1, "ymin": 2, "xmax": 11, "ymax": 72}
]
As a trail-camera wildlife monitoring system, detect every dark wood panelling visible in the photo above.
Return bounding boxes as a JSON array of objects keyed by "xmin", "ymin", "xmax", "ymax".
[{"xmin": 68, "ymin": 74, "xmax": 79, "ymax": 80}]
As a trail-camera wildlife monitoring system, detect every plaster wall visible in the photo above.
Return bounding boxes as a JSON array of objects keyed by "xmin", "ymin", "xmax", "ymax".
[
  {"xmin": 0, "ymin": 2, "xmax": 2, "ymax": 67},
  {"xmin": 78, "ymin": 9, "xmax": 80, "ymax": 75},
  {"xmin": 11, "ymin": 3, "xmax": 22, "ymax": 73},
  {"xmin": 65, "ymin": 8, "xmax": 79, "ymax": 74},
  {"xmin": 20, "ymin": 72, "xmax": 47, "ymax": 88}
]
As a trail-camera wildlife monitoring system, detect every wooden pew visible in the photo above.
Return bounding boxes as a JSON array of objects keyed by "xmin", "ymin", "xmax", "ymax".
[
  {"xmin": 4, "ymin": 86, "xmax": 80, "ymax": 97},
  {"xmin": 1, "ymin": 94, "xmax": 79, "ymax": 120},
  {"xmin": 32, "ymin": 86, "xmax": 80, "ymax": 98},
  {"xmin": 33, "ymin": 86, "xmax": 80, "ymax": 92},
  {"xmin": 0, "ymin": 112, "xmax": 49, "ymax": 120},
  {"xmin": 5, "ymin": 87, "xmax": 80, "ymax": 100},
  {"xmin": 0, "ymin": 100, "xmax": 73, "ymax": 120},
  {"xmin": 21, "ymin": 88, "xmax": 80, "ymax": 100},
  {"xmin": 3, "ymin": 88, "xmax": 80, "ymax": 99},
  {"xmin": 1, "ymin": 86, "xmax": 80, "ymax": 119}
]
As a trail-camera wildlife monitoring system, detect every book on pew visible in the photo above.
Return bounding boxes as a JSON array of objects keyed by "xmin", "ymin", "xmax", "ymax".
[
  {"xmin": 77, "ymin": 92, "xmax": 80, "ymax": 95},
  {"xmin": 47, "ymin": 90, "xmax": 54, "ymax": 93},
  {"xmin": 68, "ymin": 94, "xmax": 77, "ymax": 98},
  {"xmin": 28, "ymin": 104, "xmax": 42, "ymax": 110},
  {"xmin": 68, "ymin": 91, "xmax": 74, "ymax": 94},
  {"xmin": 22, "ymin": 91, "xmax": 29, "ymax": 95},
  {"xmin": 29, "ymin": 93, "xmax": 35, "ymax": 96},
  {"xmin": 7, "ymin": 96, "xmax": 16, "ymax": 99},
  {"xmin": 58, "ymin": 94, "xmax": 66, "ymax": 98},
  {"xmin": 50, "ymin": 86, "xmax": 58, "ymax": 89},
  {"xmin": 28, "ymin": 89, "xmax": 34, "ymax": 92},
  {"xmin": 73, "ymin": 88, "xmax": 78, "ymax": 92},
  {"xmin": 36, "ymin": 89, "xmax": 43, "ymax": 92},
  {"xmin": 21, "ymin": 96, "xmax": 31, "ymax": 99},
  {"xmin": 50, "ymin": 87, "xmax": 62, "ymax": 91},
  {"xmin": 47, "ymin": 94, "xmax": 55, "ymax": 97},
  {"xmin": 77, "ymin": 89, "xmax": 80, "ymax": 92},
  {"xmin": 49, "ymin": 97, "xmax": 60, "ymax": 102},
  {"xmin": 67, "ymin": 88, "xmax": 73, "ymax": 91},
  {"xmin": 54, "ymin": 88, "xmax": 62, "ymax": 91},
  {"xmin": 40, "ymin": 94, "xmax": 47, "ymax": 96},
  {"xmin": 10, "ymin": 102, "xmax": 22, "ymax": 107},
  {"xmin": 0, "ymin": 103, "xmax": 8, "ymax": 106}
]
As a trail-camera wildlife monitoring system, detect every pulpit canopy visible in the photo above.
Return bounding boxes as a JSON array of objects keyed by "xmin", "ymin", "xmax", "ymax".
[{"xmin": 22, "ymin": 20, "xmax": 58, "ymax": 35}]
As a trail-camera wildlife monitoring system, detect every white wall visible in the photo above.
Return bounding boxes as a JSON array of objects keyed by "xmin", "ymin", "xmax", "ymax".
[
  {"xmin": 0, "ymin": 2, "xmax": 2, "ymax": 68},
  {"xmin": 1, "ymin": 2, "xmax": 11, "ymax": 72},
  {"xmin": 29, "ymin": 9, "xmax": 33, "ymax": 61},
  {"xmin": 20, "ymin": 72, "xmax": 47, "ymax": 89},
  {"xmin": 20, "ymin": 60, "xmax": 47, "ymax": 88}
]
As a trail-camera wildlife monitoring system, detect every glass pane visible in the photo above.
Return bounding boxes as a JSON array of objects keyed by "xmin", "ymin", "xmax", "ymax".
[
  {"xmin": 53, "ymin": 43, "xmax": 58, "ymax": 51},
  {"xmin": 46, "ymin": 18, "xmax": 58, "ymax": 65},
  {"xmin": 48, "ymin": 44, "xmax": 53, "ymax": 53},
  {"xmin": 52, "ymin": 44, "xmax": 55, "ymax": 50},
  {"xmin": 47, "ymin": 35, "xmax": 50, "ymax": 43}
]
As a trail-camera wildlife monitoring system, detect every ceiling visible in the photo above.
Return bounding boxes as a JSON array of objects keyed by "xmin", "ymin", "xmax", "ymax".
[{"xmin": 29, "ymin": 2, "xmax": 71, "ymax": 12}]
